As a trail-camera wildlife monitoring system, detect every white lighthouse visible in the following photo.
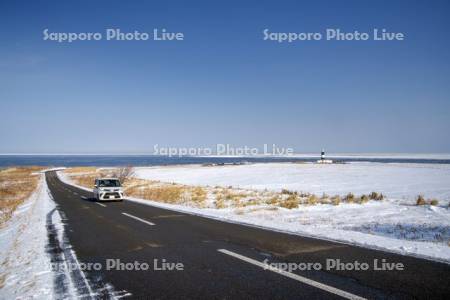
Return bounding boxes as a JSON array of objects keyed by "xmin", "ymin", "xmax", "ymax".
[{"xmin": 317, "ymin": 149, "xmax": 333, "ymax": 164}]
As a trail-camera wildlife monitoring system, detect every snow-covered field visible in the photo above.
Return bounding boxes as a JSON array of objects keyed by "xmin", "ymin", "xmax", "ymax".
[
  {"xmin": 129, "ymin": 163, "xmax": 450, "ymax": 262},
  {"xmin": 134, "ymin": 162, "xmax": 450, "ymax": 205}
]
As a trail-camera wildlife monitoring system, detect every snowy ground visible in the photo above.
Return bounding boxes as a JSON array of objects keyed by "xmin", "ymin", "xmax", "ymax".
[
  {"xmin": 129, "ymin": 163, "xmax": 450, "ymax": 262},
  {"xmin": 0, "ymin": 175, "xmax": 55, "ymax": 298},
  {"xmin": 0, "ymin": 173, "xmax": 116, "ymax": 299},
  {"xmin": 134, "ymin": 162, "xmax": 450, "ymax": 205}
]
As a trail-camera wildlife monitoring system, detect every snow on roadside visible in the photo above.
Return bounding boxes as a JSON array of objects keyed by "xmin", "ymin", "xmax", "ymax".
[
  {"xmin": 0, "ymin": 174, "xmax": 93, "ymax": 299},
  {"xmin": 1, "ymin": 175, "xmax": 55, "ymax": 298}
]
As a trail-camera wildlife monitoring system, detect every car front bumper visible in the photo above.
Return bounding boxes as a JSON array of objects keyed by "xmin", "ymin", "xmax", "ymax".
[{"xmin": 98, "ymin": 191, "xmax": 124, "ymax": 201}]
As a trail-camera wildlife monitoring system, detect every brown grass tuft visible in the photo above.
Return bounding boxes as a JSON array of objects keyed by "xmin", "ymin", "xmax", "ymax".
[
  {"xmin": 307, "ymin": 194, "xmax": 318, "ymax": 205},
  {"xmin": 331, "ymin": 195, "xmax": 341, "ymax": 205},
  {"xmin": 280, "ymin": 195, "xmax": 299, "ymax": 209},
  {"xmin": 358, "ymin": 194, "xmax": 369, "ymax": 204},
  {"xmin": 369, "ymin": 191, "xmax": 384, "ymax": 201},
  {"xmin": 215, "ymin": 194, "xmax": 226, "ymax": 208},
  {"xmin": 281, "ymin": 189, "xmax": 298, "ymax": 195},
  {"xmin": 416, "ymin": 195, "xmax": 426, "ymax": 206},
  {"xmin": 191, "ymin": 187, "xmax": 207, "ymax": 204},
  {"xmin": 344, "ymin": 192, "xmax": 355, "ymax": 203},
  {"xmin": 266, "ymin": 196, "xmax": 280, "ymax": 205}
]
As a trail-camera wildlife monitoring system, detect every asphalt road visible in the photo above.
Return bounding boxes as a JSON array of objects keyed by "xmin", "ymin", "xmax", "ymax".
[{"xmin": 45, "ymin": 171, "xmax": 450, "ymax": 299}]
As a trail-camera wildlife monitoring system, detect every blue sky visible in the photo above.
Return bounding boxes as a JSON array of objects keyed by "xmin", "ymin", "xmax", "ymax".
[{"xmin": 1, "ymin": 0, "xmax": 449, "ymax": 154}]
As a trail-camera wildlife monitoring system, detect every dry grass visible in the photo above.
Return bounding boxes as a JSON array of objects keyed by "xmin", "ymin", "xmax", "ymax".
[
  {"xmin": 415, "ymin": 195, "xmax": 439, "ymax": 206},
  {"xmin": 65, "ymin": 167, "xmax": 207, "ymax": 207},
  {"xmin": 212, "ymin": 188, "xmax": 253, "ymax": 208},
  {"xmin": 306, "ymin": 194, "xmax": 318, "ymax": 205},
  {"xmin": 279, "ymin": 195, "xmax": 299, "ymax": 209},
  {"xmin": 63, "ymin": 167, "xmax": 395, "ymax": 211},
  {"xmin": 191, "ymin": 187, "xmax": 207, "ymax": 204},
  {"xmin": 71, "ymin": 173, "xmax": 98, "ymax": 188},
  {"xmin": 130, "ymin": 184, "xmax": 183, "ymax": 203},
  {"xmin": 331, "ymin": 195, "xmax": 341, "ymax": 205},
  {"xmin": 369, "ymin": 191, "xmax": 385, "ymax": 201},
  {"xmin": 344, "ymin": 192, "xmax": 355, "ymax": 203},
  {"xmin": 63, "ymin": 167, "xmax": 100, "ymax": 188},
  {"xmin": 65, "ymin": 167, "xmax": 135, "ymax": 188},
  {"xmin": 215, "ymin": 197, "xmax": 226, "ymax": 209},
  {"xmin": 0, "ymin": 167, "xmax": 43, "ymax": 225},
  {"xmin": 281, "ymin": 189, "xmax": 297, "ymax": 195},
  {"xmin": 243, "ymin": 198, "xmax": 263, "ymax": 207},
  {"xmin": 416, "ymin": 195, "xmax": 426, "ymax": 206},
  {"xmin": 358, "ymin": 194, "xmax": 370, "ymax": 204},
  {"xmin": 124, "ymin": 178, "xmax": 207, "ymax": 207},
  {"xmin": 223, "ymin": 190, "xmax": 247, "ymax": 202},
  {"xmin": 266, "ymin": 196, "xmax": 281, "ymax": 205}
]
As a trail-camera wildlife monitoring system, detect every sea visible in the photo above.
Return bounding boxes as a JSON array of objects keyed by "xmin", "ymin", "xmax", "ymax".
[{"xmin": 0, "ymin": 155, "xmax": 449, "ymax": 167}]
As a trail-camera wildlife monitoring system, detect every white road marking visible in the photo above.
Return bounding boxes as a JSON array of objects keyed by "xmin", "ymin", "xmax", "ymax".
[
  {"xmin": 217, "ymin": 249, "xmax": 366, "ymax": 300},
  {"xmin": 73, "ymin": 192, "xmax": 78, "ymax": 195},
  {"xmin": 81, "ymin": 196, "xmax": 88, "ymax": 200},
  {"xmin": 96, "ymin": 202, "xmax": 106, "ymax": 207},
  {"xmin": 122, "ymin": 213, "xmax": 155, "ymax": 226}
]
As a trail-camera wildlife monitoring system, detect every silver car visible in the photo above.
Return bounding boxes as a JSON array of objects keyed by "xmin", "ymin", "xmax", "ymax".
[{"xmin": 93, "ymin": 178, "xmax": 124, "ymax": 201}]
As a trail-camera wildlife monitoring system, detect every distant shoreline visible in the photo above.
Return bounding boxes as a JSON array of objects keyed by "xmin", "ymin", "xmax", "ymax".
[{"xmin": 1, "ymin": 154, "xmax": 450, "ymax": 167}]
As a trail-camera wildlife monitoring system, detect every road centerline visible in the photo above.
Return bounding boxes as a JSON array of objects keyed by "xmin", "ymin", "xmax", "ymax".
[
  {"xmin": 122, "ymin": 212, "xmax": 155, "ymax": 226},
  {"xmin": 217, "ymin": 249, "xmax": 366, "ymax": 300},
  {"xmin": 96, "ymin": 202, "xmax": 106, "ymax": 207}
]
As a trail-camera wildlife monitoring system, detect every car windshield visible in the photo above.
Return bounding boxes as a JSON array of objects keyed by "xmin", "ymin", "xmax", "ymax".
[{"xmin": 98, "ymin": 179, "xmax": 121, "ymax": 187}]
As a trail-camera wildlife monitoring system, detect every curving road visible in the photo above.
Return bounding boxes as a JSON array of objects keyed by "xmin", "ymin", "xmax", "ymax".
[{"xmin": 45, "ymin": 171, "xmax": 450, "ymax": 299}]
